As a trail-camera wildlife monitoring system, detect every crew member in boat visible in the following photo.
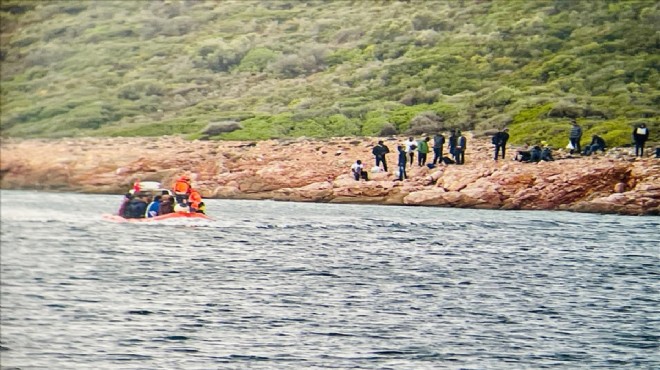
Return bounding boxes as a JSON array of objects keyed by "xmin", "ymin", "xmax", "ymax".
[
  {"xmin": 188, "ymin": 188, "xmax": 203, "ymax": 213},
  {"xmin": 173, "ymin": 175, "xmax": 192, "ymax": 205}
]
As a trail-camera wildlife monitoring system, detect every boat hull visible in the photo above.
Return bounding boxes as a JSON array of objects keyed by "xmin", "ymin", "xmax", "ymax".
[{"xmin": 103, "ymin": 212, "xmax": 212, "ymax": 222}]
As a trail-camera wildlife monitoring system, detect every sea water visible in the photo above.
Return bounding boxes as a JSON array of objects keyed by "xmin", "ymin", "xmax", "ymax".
[{"xmin": 1, "ymin": 190, "xmax": 658, "ymax": 369}]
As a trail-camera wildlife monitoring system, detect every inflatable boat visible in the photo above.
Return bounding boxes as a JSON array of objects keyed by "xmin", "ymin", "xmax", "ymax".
[
  {"xmin": 103, "ymin": 212, "xmax": 212, "ymax": 223},
  {"xmin": 108, "ymin": 180, "xmax": 212, "ymax": 222}
]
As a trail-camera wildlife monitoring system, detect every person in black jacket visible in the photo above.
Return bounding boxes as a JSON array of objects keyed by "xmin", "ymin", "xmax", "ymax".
[
  {"xmin": 583, "ymin": 135, "xmax": 606, "ymax": 156},
  {"xmin": 448, "ymin": 129, "xmax": 457, "ymax": 161},
  {"xmin": 633, "ymin": 123, "xmax": 650, "ymax": 157},
  {"xmin": 432, "ymin": 133, "xmax": 445, "ymax": 165},
  {"xmin": 117, "ymin": 193, "xmax": 132, "ymax": 217},
  {"xmin": 372, "ymin": 140, "xmax": 390, "ymax": 172},
  {"xmin": 396, "ymin": 145, "xmax": 407, "ymax": 181},
  {"xmin": 125, "ymin": 196, "xmax": 148, "ymax": 218},
  {"xmin": 492, "ymin": 128, "xmax": 509, "ymax": 160},
  {"xmin": 455, "ymin": 131, "xmax": 467, "ymax": 165}
]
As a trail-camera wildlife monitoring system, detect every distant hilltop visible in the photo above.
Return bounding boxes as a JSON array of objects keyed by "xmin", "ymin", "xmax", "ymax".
[{"xmin": 1, "ymin": 135, "xmax": 658, "ymax": 215}]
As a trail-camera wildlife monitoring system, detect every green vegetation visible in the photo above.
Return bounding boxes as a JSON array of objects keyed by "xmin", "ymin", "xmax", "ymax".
[{"xmin": 1, "ymin": 0, "xmax": 658, "ymax": 146}]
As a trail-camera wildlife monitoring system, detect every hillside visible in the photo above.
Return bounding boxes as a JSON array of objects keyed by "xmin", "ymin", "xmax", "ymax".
[{"xmin": 1, "ymin": 0, "xmax": 658, "ymax": 148}]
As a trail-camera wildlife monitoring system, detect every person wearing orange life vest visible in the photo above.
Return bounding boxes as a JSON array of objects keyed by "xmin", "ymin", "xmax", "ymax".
[
  {"xmin": 188, "ymin": 188, "xmax": 203, "ymax": 213},
  {"xmin": 173, "ymin": 175, "xmax": 192, "ymax": 205}
]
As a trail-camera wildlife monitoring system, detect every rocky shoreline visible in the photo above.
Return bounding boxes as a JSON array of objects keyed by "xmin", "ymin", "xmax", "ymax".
[{"xmin": 1, "ymin": 135, "xmax": 658, "ymax": 216}]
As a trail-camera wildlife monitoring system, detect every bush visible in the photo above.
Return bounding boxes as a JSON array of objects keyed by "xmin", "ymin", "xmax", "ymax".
[
  {"xmin": 238, "ymin": 47, "xmax": 279, "ymax": 72},
  {"xmin": 399, "ymin": 88, "xmax": 440, "ymax": 106},
  {"xmin": 408, "ymin": 111, "xmax": 444, "ymax": 135},
  {"xmin": 201, "ymin": 121, "xmax": 243, "ymax": 136},
  {"xmin": 548, "ymin": 100, "xmax": 584, "ymax": 118},
  {"xmin": 379, "ymin": 123, "xmax": 398, "ymax": 136}
]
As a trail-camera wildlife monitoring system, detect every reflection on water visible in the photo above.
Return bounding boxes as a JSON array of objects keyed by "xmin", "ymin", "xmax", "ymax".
[{"xmin": 1, "ymin": 190, "xmax": 658, "ymax": 369}]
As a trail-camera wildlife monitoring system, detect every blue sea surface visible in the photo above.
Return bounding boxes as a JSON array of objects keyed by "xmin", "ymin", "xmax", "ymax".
[{"xmin": 1, "ymin": 190, "xmax": 658, "ymax": 369}]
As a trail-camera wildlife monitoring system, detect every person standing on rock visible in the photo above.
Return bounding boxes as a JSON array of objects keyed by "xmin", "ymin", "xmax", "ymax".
[
  {"xmin": 417, "ymin": 136, "xmax": 430, "ymax": 166},
  {"xmin": 455, "ymin": 131, "xmax": 467, "ymax": 165},
  {"xmin": 432, "ymin": 133, "xmax": 445, "ymax": 165},
  {"xmin": 405, "ymin": 137, "xmax": 416, "ymax": 166},
  {"xmin": 569, "ymin": 119, "xmax": 582, "ymax": 154},
  {"xmin": 396, "ymin": 145, "xmax": 407, "ymax": 181},
  {"xmin": 492, "ymin": 128, "xmax": 509, "ymax": 160},
  {"xmin": 633, "ymin": 123, "xmax": 650, "ymax": 157},
  {"xmin": 372, "ymin": 140, "xmax": 390, "ymax": 172},
  {"xmin": 448, "ymin": 129, "xmax": 458, "ymax": 161}
]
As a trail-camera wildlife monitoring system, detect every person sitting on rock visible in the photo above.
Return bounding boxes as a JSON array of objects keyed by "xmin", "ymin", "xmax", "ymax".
[
  {"xmin": 583, "ymin": 135, "xmax": 606, "ymax": 156},
  {"xmin": 529, "ymin": 145, "xmax": 542, "ymax": 162},
  {"xmin": 351, "ymin": 160, "xmax": 368, "ymax": 181},
  {"xmin": 541, "ymin": 147, "xmax": 555, "ymax": 161},
  {"xmin": 515, "ymin": 143, "xmax": 531, "ymax": 162}
]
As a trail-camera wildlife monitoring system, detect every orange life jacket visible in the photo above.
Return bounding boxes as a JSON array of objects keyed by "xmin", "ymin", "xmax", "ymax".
[{"xmin": 188, "ymin": 190, "xmax": 202, "ymax": 210}]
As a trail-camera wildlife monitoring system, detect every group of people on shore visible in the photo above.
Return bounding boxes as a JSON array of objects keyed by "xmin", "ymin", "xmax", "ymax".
[
  {"xmin": 117, "ymin": 176, "xmax": 206, "ymax": 218},
  {"xmin": 352, "ymin": 121, "xmax": 653, "ymax": 181},
  {"xmin": 353, "ymin": 130, "xmax": 470, "ymax": 182},
  {"xmin": 568, "ymin": 120, "xmax": 651, "ymax": 157}
]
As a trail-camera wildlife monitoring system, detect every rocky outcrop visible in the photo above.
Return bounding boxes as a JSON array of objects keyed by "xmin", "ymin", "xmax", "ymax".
[{"xmin": 1, "ymin": 135, "xmax": 658, "ymax": 215}]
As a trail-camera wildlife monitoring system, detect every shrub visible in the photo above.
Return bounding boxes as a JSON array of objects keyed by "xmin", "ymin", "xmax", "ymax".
[
  {"xmin": 548, "ymin": 100, "xmax": 584, "ymax": 118},
  {"xmin": 201, "ymin": 120, "xmax": 243, "ymax": 136},
  {"xmin": 379, "ymin": 123, "xmax": 398, "ymax": 136},
  {"xmin": 408, "ymin": 111, "xmax": 444, "ymax": 135},
  {"xmin": 238, "ymin": 47, "xmax": 279, "ymax": 72},
  {"xmin": 399, "ymin": 88, "xmax": 440, "ymax": 106}
]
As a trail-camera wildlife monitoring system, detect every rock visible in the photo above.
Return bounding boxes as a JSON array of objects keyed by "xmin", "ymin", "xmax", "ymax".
[
  {"xmin": 614, "ymin": 182, "xmax": 626, "ymax": 193},
  {"xmin": 1, "ymin": 135, "xmax": 659, "ymax": 215}
]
